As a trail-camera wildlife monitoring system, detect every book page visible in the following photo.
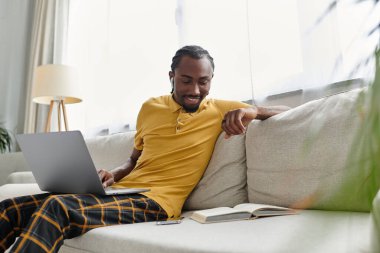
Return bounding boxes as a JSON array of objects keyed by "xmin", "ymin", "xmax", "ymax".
[
  {"xmin": 190, "ymin": 204, "xmax": 295, "ymax": 223},
  {"xmin": 233, "ymin": 203, "xmax": 293, "ymax": 214},
  {"xmin": 194, "ymin": 207, "xmax": 246, "ymax": 216},
  {"xmin": 191, "ymin": 207, "xmax": 253, "ymax": 223}
]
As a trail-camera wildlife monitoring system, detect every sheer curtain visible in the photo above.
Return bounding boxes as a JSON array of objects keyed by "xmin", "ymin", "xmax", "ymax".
[
  {"xmin": 24, "ymin": 0, "xmax": 70, "ymax": 133},
  {"xmin": 0, "ymin": 0, "xmax": 69, "ymax": 137},
  {"xmin": 269, "ymin": 0, "xmax": 377, "ymax": 97},
  {"xmin": 179, "ymin": 0, "xmax": 377, "ymax": 98},
  {"xmin": 66, "ymin": 0, "xmax": 178, "ymax": 134},
  {"xmin": 176, "ymin": 0, "xmax": 253, "ymax": 101},
  {"xmin": 65, "ymin": 0, "xmax": 377, "ymax": 133}
]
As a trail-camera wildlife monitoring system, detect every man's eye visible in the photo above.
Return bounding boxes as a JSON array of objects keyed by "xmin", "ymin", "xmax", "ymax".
[
  {"xmin": 182, "ymin": 80, "xmax": 192, "ymax": 84},
  {"xmin": 199, "ymin": 80, "xmax": 209, "ymax": 85}
]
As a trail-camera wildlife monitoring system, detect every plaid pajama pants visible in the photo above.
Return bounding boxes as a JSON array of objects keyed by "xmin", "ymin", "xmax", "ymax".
[{"xmin": 0, "ymin": 193, "xmax": 167, "ymax": 253}]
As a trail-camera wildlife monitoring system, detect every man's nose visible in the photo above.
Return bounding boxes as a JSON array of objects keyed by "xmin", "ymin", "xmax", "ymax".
[{"xmin": 189, "ymin": 83, "xmax": 200, "ymax": 94}]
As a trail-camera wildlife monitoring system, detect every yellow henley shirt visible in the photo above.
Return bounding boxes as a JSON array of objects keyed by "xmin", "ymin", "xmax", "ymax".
[{"xmin": 113, "ymin": 95, "xmax": 251, "ymax": 218}]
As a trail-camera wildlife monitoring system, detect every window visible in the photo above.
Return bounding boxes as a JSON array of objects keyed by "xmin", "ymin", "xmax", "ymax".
[
  {"xmin": 65, "ymin": 0, "xmax": 377, "ymax": 134},
  {"xmin": 66, "ymin": 0, "xmax": 178, "ymax": 133}
]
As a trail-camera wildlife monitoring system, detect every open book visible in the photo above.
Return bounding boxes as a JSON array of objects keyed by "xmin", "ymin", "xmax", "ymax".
[{"xmin": 190, "ymin": 203, "xmax": 297, "ymax": 224}]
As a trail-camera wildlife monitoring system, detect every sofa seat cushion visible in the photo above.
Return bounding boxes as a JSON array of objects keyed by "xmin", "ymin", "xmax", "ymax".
[{"xmin": 61, "ymin": 210, "xmax": 371, "ymax": 253}]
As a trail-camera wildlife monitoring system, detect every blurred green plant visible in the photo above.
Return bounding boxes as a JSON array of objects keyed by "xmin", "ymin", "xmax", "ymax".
[
  {"xmin": 323, "ymin": 0, "xmax": 380, "ymax": 250},
  {"xmin": 0, "ymin": 126, "xmax": 11, "ymax": 153},
  {"xmin": 340, "ymin": 44, "xmax": 380, "ymax": 253},
  {"xmin": 332, "ymin": 48, "xmax": 380, "ymax": 207},
  {"xmin": 319, "ymin": 0, "xmax": 380, "ymax": 205},
  {"xmin": 359, "ymin": 47, "xmax": 380, "ymax": 206}
]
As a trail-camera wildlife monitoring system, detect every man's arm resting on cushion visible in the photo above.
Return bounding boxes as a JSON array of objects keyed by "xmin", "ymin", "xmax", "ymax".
[
  {"xmin": 98, "ymin": 148, "xmax": 142, "ymax": 187},
  {"xmin": 255, "ymin": 105, "xmax": 291, "ymax": 120},
  {"xmin": 222, "ymin": 105, "xmax": 290, "ymax": 138}
]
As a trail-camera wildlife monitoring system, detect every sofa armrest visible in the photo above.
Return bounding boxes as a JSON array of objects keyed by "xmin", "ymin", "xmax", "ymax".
[
  {"xmin": 6, "ymin": 171, "xmax": 36, "ymax": 184},
  {"xmin": 371, "ymin": 189, "xmax": 380, "ymax": 251},
  {"xmin": 0, "ymin": 152, "xmax": 30, "ymax": 186}
]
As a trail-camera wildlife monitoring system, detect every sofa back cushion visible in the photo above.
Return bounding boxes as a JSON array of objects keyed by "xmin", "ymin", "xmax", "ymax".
[
  {"xmin": 85, "ymin": 131, "xmax": 135, "ymax": 170},
  {"xmin": 183, "ymin": 133, "xmax": 248, "ymax": 210},
  {"xmin": 85, "ymin": 130, "xmax": 248, "ymax": 211},
  {"xmin": 0, "ymin": 152, "xmax": 29, "ymax": 186},
  {"xmin": 246, "ymin": 88, "xmax": 370, "ymax": 211}
]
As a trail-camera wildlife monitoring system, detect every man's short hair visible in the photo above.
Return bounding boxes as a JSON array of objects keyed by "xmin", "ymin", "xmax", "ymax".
[{"xmin": 171, "ymin": 45, "xmax": 215, "ymax": 72}]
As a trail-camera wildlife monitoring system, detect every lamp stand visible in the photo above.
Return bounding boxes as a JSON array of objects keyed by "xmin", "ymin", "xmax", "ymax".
[{"xmin": 45, "ymin": 100, "xmax": 69, "ymax": 132}]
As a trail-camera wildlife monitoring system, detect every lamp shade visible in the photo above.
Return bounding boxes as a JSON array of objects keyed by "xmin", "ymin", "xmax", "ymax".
[{"xmin": 33, "ymin": 64, "xmax": 82, "ymax": 104}]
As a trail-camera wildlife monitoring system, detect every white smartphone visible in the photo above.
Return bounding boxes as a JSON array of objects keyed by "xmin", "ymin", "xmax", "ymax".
[{"xmin": 156, "ymin": 219, "xmax": 182, "ymax": 225}]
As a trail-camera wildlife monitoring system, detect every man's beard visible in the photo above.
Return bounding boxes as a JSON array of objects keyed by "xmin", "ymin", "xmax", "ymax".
[
  {"xmin": 181, "ymin": 95, "xmax": 203, "ymax": 112},
  {"xmin": 182, "ymin": 104, "xmax": 200, "ymax": 113}
]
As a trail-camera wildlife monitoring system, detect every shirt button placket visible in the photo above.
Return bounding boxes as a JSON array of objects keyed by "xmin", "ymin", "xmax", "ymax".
[{"xmin": 176, "ymin": 117, "xmax": 183, "ymax": 132}]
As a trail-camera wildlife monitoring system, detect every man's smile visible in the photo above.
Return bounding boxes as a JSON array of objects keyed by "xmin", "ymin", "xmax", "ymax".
[{"xmin": 184, "ymin": 95, "xmax": 201, "ymax": 105}]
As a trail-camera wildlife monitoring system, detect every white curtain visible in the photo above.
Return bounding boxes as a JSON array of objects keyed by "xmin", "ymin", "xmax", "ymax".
[
  {"xmin": 268, "ymin": 0, "xmax": 377, "ymax": 97},
  {"xmin": 65, "ymin": 0, "xmax": 178, "ymax": 135},
  {"xmin": 24, "ymin": 0, "xmax": 70, "ymax": 133},
  {"xmin": 177, "ymin": 0, "xmax": 253, "ymax": 101},
  {"xmin": 64, "ymin": 0, "xmax": 378, "ymax": 134},
  {"xmin": 179, "ymin": 0, "xmax": 377, "ymax": 98}
]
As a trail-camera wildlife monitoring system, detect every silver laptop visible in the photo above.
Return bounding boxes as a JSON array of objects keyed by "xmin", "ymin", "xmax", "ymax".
[{"xmin": 16, "ymin": 131, "xmax": 149, "ymax": 195}]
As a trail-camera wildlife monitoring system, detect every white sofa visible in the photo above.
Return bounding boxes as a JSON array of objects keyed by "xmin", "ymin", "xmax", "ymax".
[{"xmin": 0, "ymin": 88, "xmax": 379, "ymax": 253}]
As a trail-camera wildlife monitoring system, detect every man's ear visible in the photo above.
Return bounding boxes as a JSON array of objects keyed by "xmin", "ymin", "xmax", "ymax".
[
  {"xmin": 168, "ymin": 71, "xmax": 174, "ymax": 80},
  {"xmin": 170, "ymin": 78, "xmax": 174, "ymax": 93},
  {"xmin": 169, "ymin": 71, "xmax": 174, "ymax": 93}
]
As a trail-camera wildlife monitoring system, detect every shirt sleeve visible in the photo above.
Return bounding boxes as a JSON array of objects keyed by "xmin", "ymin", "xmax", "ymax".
[{"xmin": 134, "ymin": 101, "xmax": 150, "ymax": 150}]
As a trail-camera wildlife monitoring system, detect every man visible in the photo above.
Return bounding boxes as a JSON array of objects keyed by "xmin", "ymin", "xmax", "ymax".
[{"xmin": 0, "ymin": 45, "xmax": 288, "ymax": 253}]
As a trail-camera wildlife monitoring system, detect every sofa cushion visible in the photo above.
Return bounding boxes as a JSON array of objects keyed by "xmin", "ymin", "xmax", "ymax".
[
  {"xmin": 60, "ymin": 210, "xmax": 371, "ymax": 253},
  {"xmin": 0, "ymin": 152, "xmax": 29, "ymax": 186},
  {"xmin": 246, "ymin": 88, "xmax": 369, "ymax": 211},
  {"xmin": 0, "ymin": 133, "xmax": 136, "ymax": 185},
  {"xmin": 85, "ymin": 131, "xmax": 136, "ymax": 170},
  {"xmin": 183, "ymin": 133, "xmax": 248, "ymax": 210},
  {"xmin": 0, "ymin": 183, "xmax": 45, "ymax": 201},
  {"xmin": 86, "ymin": 130, "xmax": 248, "ymax": 211},
  {"xmin": 2, "ymin": 130, "xmax": 247, "ymax": 211},
  {"xmin": 6, "ymin": 171, "xmax": 36, "ymax": 184}
]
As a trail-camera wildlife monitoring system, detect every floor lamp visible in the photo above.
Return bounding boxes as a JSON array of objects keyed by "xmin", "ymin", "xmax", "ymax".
[{"xmin": 33, "ymin": 64, "xmax": 82, "ymax": 132}]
